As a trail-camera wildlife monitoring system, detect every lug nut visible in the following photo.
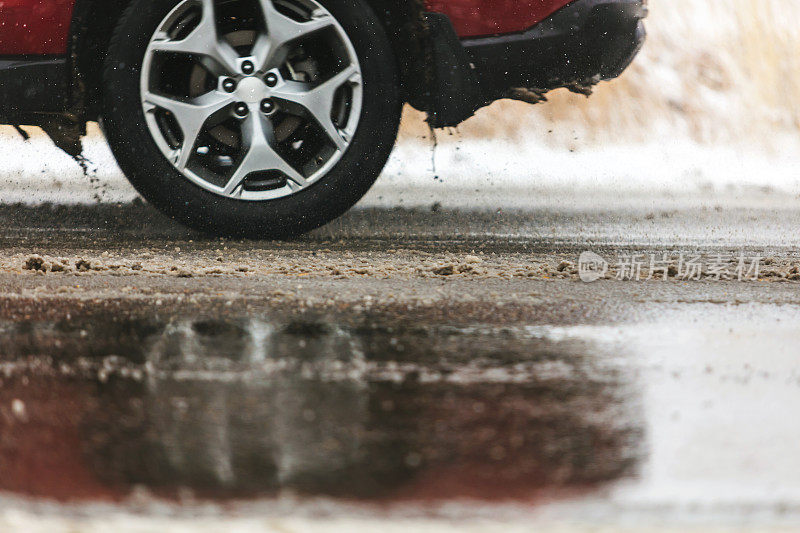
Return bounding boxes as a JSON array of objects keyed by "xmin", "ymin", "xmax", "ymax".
[
  {"xmin": 233, "ymin": 102, "xmax": 249, "ymax": 118},
  {"xmin": 241, "ymin": 60, "xmax": 255, "ymax": 75},
  {"xmin": 260, "ymin": 99, "xmax": 276, "ymax": 115},
  {"xmin": 265, "ymin": 72, "xmax": 279, "ymax": 87},
  {"xmin": 222, "ymin": 78, "xmax": 236, "ymax": 92}
]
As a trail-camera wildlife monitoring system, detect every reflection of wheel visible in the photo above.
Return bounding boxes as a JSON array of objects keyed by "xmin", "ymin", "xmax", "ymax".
[{"xmin": 103, "ymin": 0, "xmax": 400, "ymax": 238}]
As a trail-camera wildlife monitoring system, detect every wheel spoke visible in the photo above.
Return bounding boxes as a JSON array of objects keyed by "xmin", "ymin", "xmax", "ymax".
[
  {"xmin": 251, "ymin": 33, "xmax": 289, "ymax": 75},
  {"xmin": 140, "ymin": 0, "xmax": 363, "ymax": 201},
  {"xmin": 143, "ymin": 90, "xmax": 234, "ymax": 170},
  {"xmin": 147, "ymin": 0, "xmax": 239, "ymax": 74},
  {"xmin": 270, "ymin": 64, "xmax": 359, "ymax": 150},
  {"xmin": 223, "ymin": 110, "xmax": 306, "ymax": 196},
  {"xmin": 254, "ymin": 1, "xmax": 335, "ymax": 70}
]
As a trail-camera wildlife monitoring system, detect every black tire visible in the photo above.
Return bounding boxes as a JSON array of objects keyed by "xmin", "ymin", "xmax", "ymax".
[{"xmin": 102, "ymin": 0, "xmax": 401, "ymax": 239}]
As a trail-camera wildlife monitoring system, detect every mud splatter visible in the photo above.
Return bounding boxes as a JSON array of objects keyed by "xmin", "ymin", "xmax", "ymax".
[
  {"xmin": 39, "ymin": 119, "xmax": 107, "ymax": 202},
  {"xmin": 12, "ymin": 125, "xmax": 30, "ymax": 141}
]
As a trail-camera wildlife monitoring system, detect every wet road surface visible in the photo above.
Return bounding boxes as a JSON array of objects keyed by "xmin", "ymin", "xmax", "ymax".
[{"xmin": 2, "ymin": 202, "xmax": 800, "ymax": 531}]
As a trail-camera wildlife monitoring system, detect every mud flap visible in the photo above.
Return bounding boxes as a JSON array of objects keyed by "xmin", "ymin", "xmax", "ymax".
[{"xmin": 422, "ymin": 13, "xmax": 485, "ymax": 128}]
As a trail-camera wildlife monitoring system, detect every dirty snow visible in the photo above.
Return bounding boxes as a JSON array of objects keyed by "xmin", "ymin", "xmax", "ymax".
[{"xmin": 2, "ymin": 126, "xmax": 800, "ymax": 211}]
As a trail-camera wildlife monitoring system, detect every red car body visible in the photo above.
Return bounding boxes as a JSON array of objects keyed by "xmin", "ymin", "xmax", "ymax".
[
  {"xmin": 0, "ymin": 0, "xmax": 645, "ymax": 132},
  {"xmin": 426, "ymin": 0, "xmax": 576, "ymax": 38},
  {"xmin": 0, "ymin": 0, "xmax": 573, "ymax": 54},
  {"xmin": 0, "ymin": 0, "xmax": 75, "ymax": 54}
]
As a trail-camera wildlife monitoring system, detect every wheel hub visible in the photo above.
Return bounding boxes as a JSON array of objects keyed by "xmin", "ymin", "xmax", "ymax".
[{"xmin": 235, "ymin": 76, "xmax": 269, "ymax": 104}]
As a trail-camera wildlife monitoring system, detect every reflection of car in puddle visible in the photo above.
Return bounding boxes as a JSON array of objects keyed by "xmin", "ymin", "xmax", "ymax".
[{"xmin": 0, "ymin": 316, "xmax": 644, "ymax": 502}]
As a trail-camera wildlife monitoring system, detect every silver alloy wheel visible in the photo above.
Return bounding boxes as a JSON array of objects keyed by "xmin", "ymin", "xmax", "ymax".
[{"xmin": 140, "ymin": 0, "xmax": 363, "ymax": 201}]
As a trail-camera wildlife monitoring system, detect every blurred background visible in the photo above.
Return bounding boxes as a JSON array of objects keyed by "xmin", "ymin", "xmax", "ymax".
[{"xmin": 3, "ymin": 0, "xmax": 800, "ymax": 207}]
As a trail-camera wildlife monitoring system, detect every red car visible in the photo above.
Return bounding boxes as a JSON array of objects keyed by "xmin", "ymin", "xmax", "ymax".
[{"xmin": 0, "ymin": 0, "xmax": 646, "ymax": 237}]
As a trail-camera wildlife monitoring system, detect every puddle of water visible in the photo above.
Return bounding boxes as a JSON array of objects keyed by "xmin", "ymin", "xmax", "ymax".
[
  {"xmin": 6, "ymin": 302, "xmax": 800, "ymax": 529},
  {"xmin": 0, "ymin": 316, "xmax": 642, "ymax": 503}
]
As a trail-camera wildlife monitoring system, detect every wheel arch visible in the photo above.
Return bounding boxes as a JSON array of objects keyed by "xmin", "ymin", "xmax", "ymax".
[{"xmin": 67, "ymin": 0, "xmax": 432, "ymax": 122}]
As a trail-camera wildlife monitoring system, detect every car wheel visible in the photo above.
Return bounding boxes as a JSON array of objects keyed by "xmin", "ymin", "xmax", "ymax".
[{"xmin": 102, "ymin": 0, "xmax": 400, "ymax": 238}]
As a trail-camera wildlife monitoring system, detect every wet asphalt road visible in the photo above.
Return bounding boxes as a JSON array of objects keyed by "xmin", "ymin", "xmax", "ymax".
[{"xmin": 3, "ymin": 201, "xmax": 800, "ymax": 531}]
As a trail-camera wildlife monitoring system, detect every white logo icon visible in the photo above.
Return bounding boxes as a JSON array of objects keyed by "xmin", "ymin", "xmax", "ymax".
[{"xmin": 578, "ymin": 251, "xmax": 608, "ymax": 283}]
